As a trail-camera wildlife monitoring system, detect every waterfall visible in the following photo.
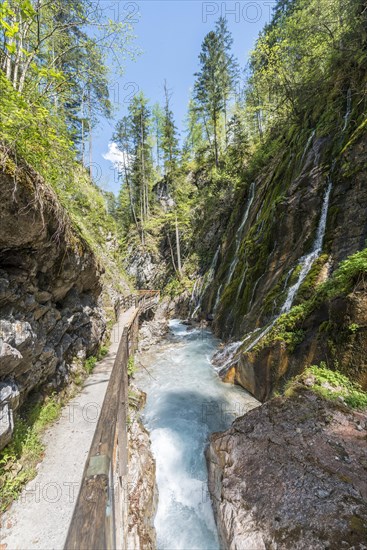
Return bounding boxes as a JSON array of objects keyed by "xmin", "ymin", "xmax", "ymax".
[
  {"xmin": 300, "ymin": 130, "xmax": 315, "ymax": 165},
  {"xmin": 342, "ymin": 88, "xmax": 352, "ymax": 133},
  {"xmin": 190, "ymin": 280, "xmax": 198, "ymax": 306},
  {"xmin": 212, "ymin": 330, "xmax": 260, "ymax": 371},
  {"xmin": 235, "ymin": 265, "xmax": 248, "ymax": 300},
  {"xmin": 211, "ymin": 340, "xmax": 243, "ymax": 371},
  {"xmin": 189, "ymin": 279, "xmax": 200, "ymax": 316},
  {"xmin": 248, "ymin": 272, "xmax": 265, "ymax": 310},
  {"xmin": 225, "ymin": 182, "xmax": 255, "ymax": 287},
  {"xmin": 280, "ymin": 179, "xmax": 332, "ymax": 313},
  {"xmin": 191, "ymin": 246, "xmax": 220, "ymax": 318},
  {"xmin": 207, "ymin": 246, "xmax": 220, "ymax": 283},
  {"xmin": 219, "ymin": 176, "xmax": 333, "ymax": 364},
  {"xmin": 244, "ymin": 323, "xmax": 275, "ymax": 353},
  {"xmin": 213, "ymin": 283, "xmax": 223, "ymax": 312}
]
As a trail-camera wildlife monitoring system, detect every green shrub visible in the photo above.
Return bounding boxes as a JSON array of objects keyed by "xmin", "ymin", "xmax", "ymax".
[
  {"xmin": 84, "ymin": 356, "xmax": 97, "ymax": 374},
  {"xmin": 288, "ymin": 363, "xmax": 367, "ymax": 410},
  {"xmin": 97, "ymin": 346, "xmax": 109, "ymax": 360},
  {"xmin": 348, "ymin": 323, "xmax": 360, "ymax": 334},
  {"xmin": 127, "ymin": 356, "xmax": 136, "ymax": 377},
  {"xmin": 255, "ymin": 247, "xmax": 367, "ymax": 353}
]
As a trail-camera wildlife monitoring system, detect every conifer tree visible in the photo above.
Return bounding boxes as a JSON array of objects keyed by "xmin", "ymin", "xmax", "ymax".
[
  {"xmin": 194, "ymin": 19, "xmax": 238, "ymax": 166},
  {"xmin": 161, "ymin": 80, "xmax": 180, "ymax": 180}
]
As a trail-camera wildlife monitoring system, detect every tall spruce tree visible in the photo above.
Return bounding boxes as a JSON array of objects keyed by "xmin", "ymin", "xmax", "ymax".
[
  {"xmin": 194, "ymin": 30, "xmax": 222, "ymax": 166},
  {"xmin": 215, "ymin": 17, "xmax": 239, "ymax": 147},
  {"xmin": 162, "ymin": 80, "xmax": 180, "ymax": 181},
  {"xmin": 194, "ymin": 18, "xmax": 237, "ymax": 166},
  {"xmin": 114, "ymin": 92, "xmax": 153, "ymax": 244}
]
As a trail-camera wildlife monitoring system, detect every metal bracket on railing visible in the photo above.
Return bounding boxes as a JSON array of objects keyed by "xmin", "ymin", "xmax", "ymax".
[{"xmin": 86, "ymin": 455, "xmax": 110, "ymax": 478}]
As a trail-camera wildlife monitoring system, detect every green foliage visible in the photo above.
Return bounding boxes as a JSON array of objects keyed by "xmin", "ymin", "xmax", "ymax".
[
  {"xmin": 322, "ymin": 248, "xmax": 367, "ymax": 299},
  {"xmin": 193, "ymin": 17, "xmax": 239, "ymax": 166},
  {"xmin": 164, "ymin": 275, "xmax": 193, "ymax": 299},
  {"xmin": 127, "ymin": 356, "xmax": 136, "ymax": 377},
  {"xmin": 287, "ymin": 363, "xmax": 367, "ymax": 410},
  {"xmin": 253, "ymin": 246, "xmax": 367, "ymax": 354},
  {"xmin": 254, "ymin": 305, "xmax": 306, "ymax": 353},
  {"xmin": 84, "ymin": 356, "xmax": 97, "ymax": 374},
  {"xmin": 97, "ymin": 346, "xmax": 109, "ymax": 360},
  {"xmin": 348, "ymin": 323, "xmax": 360, "ymax": 334},
  {"xmin": 162, "ymin": 81, "xmax": 180, "ymax": 176},
  {"xmin": 295, "ymin": 254, "xmax": 329, "ymax": 303},
  {"xmin": 0, "ymin": 73, "xmax": 120, "ymax": 257},
  {"xmin": 0, "ymin": 395, "xmax": 62, "ymax": 512},
  {"xmin": 246, "ymin": 0, "xmax": 365, "ymax": 137},
  {"xmin": 0, "ymin": 0, "xmax": 137, "ymax": 145}
]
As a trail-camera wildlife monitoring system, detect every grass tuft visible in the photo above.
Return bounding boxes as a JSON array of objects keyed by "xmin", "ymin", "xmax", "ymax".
[{"xmin": 0, "ymin": 395, "xmax": 62, "ymax": 512}]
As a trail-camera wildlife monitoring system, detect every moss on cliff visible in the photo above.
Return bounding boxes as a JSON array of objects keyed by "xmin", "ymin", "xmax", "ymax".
[{"xmin": 285, "ymin": 363, "xmax": 367, "ymax": 410}]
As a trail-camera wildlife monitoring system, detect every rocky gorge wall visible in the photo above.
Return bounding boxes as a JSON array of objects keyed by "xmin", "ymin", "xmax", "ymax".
[
  {"xmin": 204, "ymin": 124, "xmax": 367, "ymax": 401},
  {"xmin": 202, "ymin": 85, "xmax": 367, "ymax": 549},
  {"xmin": 0, "ymin": 153, "xmax": 122, "ymax": 450}
]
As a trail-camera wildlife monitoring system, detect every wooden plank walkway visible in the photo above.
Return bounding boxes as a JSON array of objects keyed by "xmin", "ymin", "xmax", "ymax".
[{"xmin": 0, "ymin": 307, "xmax": 137, "ymax": 550}]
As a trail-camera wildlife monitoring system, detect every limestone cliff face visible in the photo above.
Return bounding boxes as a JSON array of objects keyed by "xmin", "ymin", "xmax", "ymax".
[
  {"xmin": 205, "ymin": 129, "xmax": 367, "ymax": 400},
  {"xmin": 212, "ymin": 133, "xmax": 367, "ymax": 335},
  {"xmin": 0, "ymin": 153, "xmax": 119, "ymax": 449},
  {"xmin": 235, "ymin": 279, "xmax": 367, "ymax": 402},
  {"xmin": 206, "ymin": 388, "xmax": 367, "ymax": 550}
]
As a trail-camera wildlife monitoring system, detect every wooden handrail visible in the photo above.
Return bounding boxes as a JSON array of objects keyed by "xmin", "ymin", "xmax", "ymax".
[{"xmin": 64, "ymin": 291, "xmax": 159, "ymax": 550}]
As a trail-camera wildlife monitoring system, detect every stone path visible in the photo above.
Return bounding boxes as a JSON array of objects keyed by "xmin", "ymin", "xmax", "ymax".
[{"xmin": 0, "ymin": 307, "xmax": 137, "ymax": 550}]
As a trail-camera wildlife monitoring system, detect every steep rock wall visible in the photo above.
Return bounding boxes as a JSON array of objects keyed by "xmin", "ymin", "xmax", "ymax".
[
  {"xmin": 207, "ymin": 128, "xmax": 367, "ymax": 400},
  {"xmin": 0, "ymin": 154, "xmax": 111, "ymax": 449},
  {"xmin": 212, "ymin": 133, "xmax": 367, "ymax": 337}
]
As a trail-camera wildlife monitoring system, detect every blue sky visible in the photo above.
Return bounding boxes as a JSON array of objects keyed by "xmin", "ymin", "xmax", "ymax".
[{"xmin": 94, "ymin": 1, "xmax": 275, "ymax": 194}]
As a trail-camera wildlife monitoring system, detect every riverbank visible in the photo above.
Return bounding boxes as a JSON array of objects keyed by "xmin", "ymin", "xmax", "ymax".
[{"xmin": 207, "ymin": 380, "xmax": 367, "ymax": 550}]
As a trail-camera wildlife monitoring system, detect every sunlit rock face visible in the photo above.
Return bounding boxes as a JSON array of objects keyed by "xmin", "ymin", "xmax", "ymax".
[
  {"xmin": 207, "ymin": 388, "xmax": 367, "ymax": 550},
  {"xmin": 208, "ymin": 132, "xmax": 367, "ymax": 400},
  {"xmin": 0, "ymin": 155, "xmax": 106, "ymax": 449}
]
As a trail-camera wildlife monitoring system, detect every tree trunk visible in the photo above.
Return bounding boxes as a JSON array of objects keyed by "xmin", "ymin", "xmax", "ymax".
[
  {"xmin": 175, "ymin": 213, "xmax": 182, "ymax": 276},
  {"xmin": 122, "ymin": 159, "xmax": 139, "ymax": 235},
  {"xmin": 167, "ymin": 231, "xmax": 177, "ymax": 273},
  {"xmin": 224, "ymin": 97, "xmax": 228, "ymax": 150},
  {"xmin": 213, "ymin": 111, "xmax": 219, "ymax": 167},
  {"xmin": 140, "ymin": 195, "xmax": 145, "ymax": 246},
  {"xmin": 88, "ymin": 89, "xmax": 93, "ymax": 178}
]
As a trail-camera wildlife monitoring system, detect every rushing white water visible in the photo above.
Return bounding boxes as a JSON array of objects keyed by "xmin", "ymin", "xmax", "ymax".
[
  {"xmin": 225, "ymin": 182, "xmax": 255, "ymax": 287},
  {"xmin": 280, "ymin": 179, "xmax": 332, "ymax": 313},
  {"xmin": 136, "ymin": 320, "xmax": 258, "ymax": 550},
  {"xmin": 189, "ymin": 280, "xmax": 199, "ymax": 313},
  {"xmin": 211, "ymin": 339, "xmax": 243, "ymax": 371},
  {"xmin": 191, "ymin": 296, "xmax": 202, "ymax": 319}
]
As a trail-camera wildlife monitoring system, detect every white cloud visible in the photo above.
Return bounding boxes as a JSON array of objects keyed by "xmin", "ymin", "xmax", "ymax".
[{"xmin": 103, "ymin": 142, "xmax": 131, "ymax": 170}]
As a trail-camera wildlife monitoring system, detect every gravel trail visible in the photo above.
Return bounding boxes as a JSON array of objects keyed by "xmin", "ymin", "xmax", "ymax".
[{"xmin": 1, "ymin": 307, "xmax": 136, "ymax": 550}]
